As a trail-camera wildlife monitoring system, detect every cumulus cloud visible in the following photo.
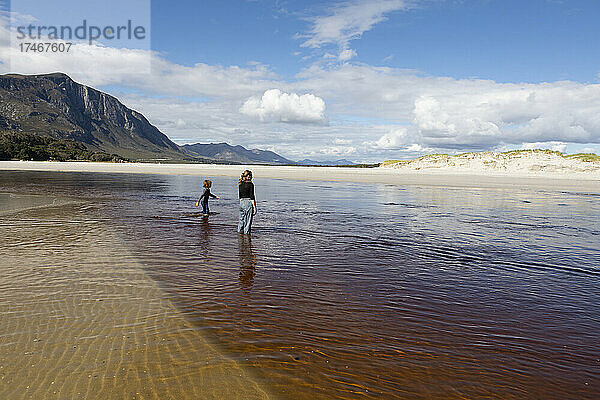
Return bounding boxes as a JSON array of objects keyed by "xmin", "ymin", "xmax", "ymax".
[
  {"xmin": 240, "ymin": 89, "xmax": 326, "ymax": 124},
  {"xmin": 375, "ymin": 127, "xmax": 409, "ymax": 149},
  {"xmin": 409, "ymin": 83, "xmax": 600, "ymax": 149},
  {"xmin": 413, "ymin": 95, "xmax": 502, "ymax": 145},
  {"xmin": 297, "ymin": 64, "xmax": 600, "ymax": 152},
  {"xmin": 405, "ymin": 143, "xmax": 433, "ymax": 152}
]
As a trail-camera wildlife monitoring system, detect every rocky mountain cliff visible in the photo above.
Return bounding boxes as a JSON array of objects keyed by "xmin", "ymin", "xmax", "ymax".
[{"xmin": 0, "ymin": 73, "xmax": 183, "ymax": 160}]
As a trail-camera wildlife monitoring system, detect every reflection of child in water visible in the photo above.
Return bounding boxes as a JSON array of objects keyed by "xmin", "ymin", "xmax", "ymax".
[{"xmin": 196, "ymin": 180, "xmax": 219, "ymax": 216}]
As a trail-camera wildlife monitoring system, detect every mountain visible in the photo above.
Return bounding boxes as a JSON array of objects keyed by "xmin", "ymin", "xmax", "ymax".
[
  {"xmin": 181, "ymin": 142, "xmax": 295, "ymax": 165},
  {"xmin": 296, "ymin": 159, "xmax": 355, "ymax": 166},
  {"xmin": 0, "ymin": 73, "xmax": 187, "ymax": 160},
  {"xmin": 0, "ymin": 72, "xmax": 335, "ymax": 165}
]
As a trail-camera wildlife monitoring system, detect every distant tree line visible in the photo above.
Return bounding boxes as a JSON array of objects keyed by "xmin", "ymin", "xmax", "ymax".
[{"xmin": 0, "ymin": 132, "xmax": 128, "ymax": 162}]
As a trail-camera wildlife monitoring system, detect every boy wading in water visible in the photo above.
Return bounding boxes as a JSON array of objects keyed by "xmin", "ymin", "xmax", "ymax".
[{"xmin": 196, "ymin": 180, "xmax": 220, "ymax": 216}]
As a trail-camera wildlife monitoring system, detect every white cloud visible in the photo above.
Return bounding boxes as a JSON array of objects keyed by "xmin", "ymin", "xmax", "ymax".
[
  {"xmin": 297, "ymin": 64, "xmax": 600, "ymax": 151},
  {"xmin": 413, "ymin": 95, "xmax": 502, "ymax": 145},
  {"xmin": 2, "ymin": 50, "xmax": 278, "ymax": 100},
  {"xmin": 318, "ymin": 145, "xmax": 357, "ymax": 156},
  {"xmin": 333, "ymin": 138, "xmax": 353, "ymax": 145},
  {"xmin": 338, "ymin": 48, "xmax": 357, "ymax": 62},
  {"xmin": 409, "ymin": 83, "xmax": 600, "ymax": 149},
  {"xmin": 298, "ymin": 0, "xmax": 410, "ymax": 49},
  {"xmin": 371, "ymin": 127, "xmax": 434, "ymax": 155},
  {"xmin": 295, "ymin": 0, "xmax": 410, "ymax": 65},
  {"xmin": 405, "ymin": 143, "xmax": 430, "ymax": 152},
  {"xmin": 521, "ymin": 141, "xmax": 567, "ymax": 153},
  {"xmin": 240, "ymin": 89, "xmax": 326, "ymax": 124},
  {"xmin": 375, "ymin": 127, "xmax": 409, "ymax": 149},
  {"xmin": 0, "ymin": 15, "xmax": 280, "ymax": 99}
]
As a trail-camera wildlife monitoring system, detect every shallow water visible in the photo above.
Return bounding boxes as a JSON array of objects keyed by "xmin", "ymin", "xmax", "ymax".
[
  {"xmin": 1, "ymin": 170, "xmax": 599, "ymax": 399},
  {"xmin": 0, "ymin": 189, "xmax": 269, "ymax": 399}
]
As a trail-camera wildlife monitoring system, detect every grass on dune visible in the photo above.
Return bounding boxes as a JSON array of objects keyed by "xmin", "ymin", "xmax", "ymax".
[
  {"xmin": 382, "ymin": 149, "xmax": 600, "ymax": 166},
  {"xmin": 565, "ymin": 153, "xmax": 600, "ymax": 163}
]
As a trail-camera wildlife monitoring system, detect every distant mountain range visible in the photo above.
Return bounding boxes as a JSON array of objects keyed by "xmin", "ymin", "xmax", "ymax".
[
  {"xmin": 0, "ymin": 73, "xmax": 356, "ymax": 165},
  {"xmin": 181, "ymin": 142, "xmax": 295, "ymax": 164},
  {"xmin": 296, "ymin": 159, "xmax": 355, "ymax": 166}
]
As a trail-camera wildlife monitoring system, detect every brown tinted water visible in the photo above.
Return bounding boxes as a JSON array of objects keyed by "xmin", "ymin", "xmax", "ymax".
[{"xmin": 1, "ymin": 171, "xmax": 599, "ymax": 399}]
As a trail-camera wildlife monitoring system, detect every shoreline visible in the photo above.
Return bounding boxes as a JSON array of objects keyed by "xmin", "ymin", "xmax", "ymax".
[{"xmin": 1, "ymin": 160, "xmax": 599, "ymax": 192}]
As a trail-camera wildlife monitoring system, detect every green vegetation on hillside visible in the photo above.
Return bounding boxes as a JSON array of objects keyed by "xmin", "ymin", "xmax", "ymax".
[
  {"xmin": 565, "ymin": 153, "xmax": 600, "ymax": 163},
  {"xmin": 380, "ymin": 159, "xmax": 407, "ymax": 166},
  {"xmin": 418, "ymin": 153, "xmax": 450, "ymax": 160},
  {"xmin": 502, "ymin": 149, "xmax": 564, "ymax": 157},
  {"xmin": 0, "ymin": 132, "xmax": 128, "ymax": 162}
]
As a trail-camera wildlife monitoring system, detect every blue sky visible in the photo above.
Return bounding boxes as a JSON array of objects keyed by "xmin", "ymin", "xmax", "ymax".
[
  {"xmin": 150, "ymin": 0, "xmax": 600, "ymax": 83},
  {"xmin": 2, "ymin": 0, "xmax": 600, "ymax": 161}
]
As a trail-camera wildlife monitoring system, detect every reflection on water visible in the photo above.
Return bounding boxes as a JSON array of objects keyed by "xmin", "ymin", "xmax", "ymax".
[
  {"xmin": 197, "ymin": 215, "xmax": 213, "ymax": 261},
  {"xmin": 1, "ymin": 170, "xmax": 599, "ymax": 399},
  {"xmin": 238, "ymin": 235, "xmax": 257, "ymax": 290}
]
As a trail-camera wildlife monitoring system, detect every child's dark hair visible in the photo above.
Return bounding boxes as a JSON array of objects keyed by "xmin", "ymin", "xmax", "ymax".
[{"xmin": 203, "ymin": 179, "xmax": 212, "ymax": 188}]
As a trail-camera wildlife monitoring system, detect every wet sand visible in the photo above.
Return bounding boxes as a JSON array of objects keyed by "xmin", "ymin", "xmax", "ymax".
[
  {"xmin": 1, "ymin": 161, "xmax": 598, "ymax": 192},
  {"xmin": 0, "ymin": 195, "xmax": 270, "ymax": 399}
]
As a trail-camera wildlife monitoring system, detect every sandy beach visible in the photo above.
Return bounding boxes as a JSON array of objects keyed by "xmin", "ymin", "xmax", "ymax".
[{"xmin": 0, "ymin": 161, "xmax": 598, "ymax": 193}]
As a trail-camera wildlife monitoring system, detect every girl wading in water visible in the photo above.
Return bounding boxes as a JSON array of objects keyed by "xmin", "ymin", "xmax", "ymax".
[{"xmin": 238, "ymin": 170, "xmax": 257, "ymax": 234}]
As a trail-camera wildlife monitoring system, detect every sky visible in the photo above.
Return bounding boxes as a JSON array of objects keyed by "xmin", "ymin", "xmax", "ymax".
[{"xmin": 1, "ymin": 0, "xmax": 600, "ymax": 162}]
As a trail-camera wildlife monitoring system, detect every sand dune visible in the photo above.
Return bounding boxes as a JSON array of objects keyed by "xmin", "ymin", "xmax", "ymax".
[{"xmin": 381, "ymin": 150, "xmax": 600, "ymax": 178}]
